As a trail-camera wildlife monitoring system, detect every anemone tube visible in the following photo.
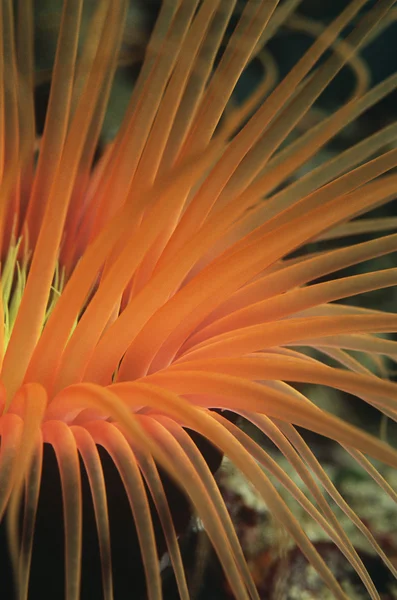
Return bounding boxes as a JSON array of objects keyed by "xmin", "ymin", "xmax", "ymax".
[{"xmin": 1, "ymin": 0, "xmax": 397, "ymax": 599}]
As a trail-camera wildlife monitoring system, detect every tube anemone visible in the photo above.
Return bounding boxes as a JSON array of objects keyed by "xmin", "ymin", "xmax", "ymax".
[{"xmin": 1, "ymin": 0, "xmax": 397, "ymax": 598}]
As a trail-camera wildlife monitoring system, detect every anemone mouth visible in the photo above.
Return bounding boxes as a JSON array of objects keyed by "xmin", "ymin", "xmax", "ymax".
[{"xmin": 1, "ymin": 0, "xmax": 397, "ymax": 599}]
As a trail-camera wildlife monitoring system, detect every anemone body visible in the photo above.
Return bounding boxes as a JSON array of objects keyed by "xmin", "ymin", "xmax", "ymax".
[{"xmin": 1, "ymin": 0, "xmax": 397, "ymax": 599}]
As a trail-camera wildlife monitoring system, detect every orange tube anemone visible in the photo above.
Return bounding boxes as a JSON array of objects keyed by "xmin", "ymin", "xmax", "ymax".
[{"xmin": 1, "ymin": 0, "xmax": 397, "ymax": 598}]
